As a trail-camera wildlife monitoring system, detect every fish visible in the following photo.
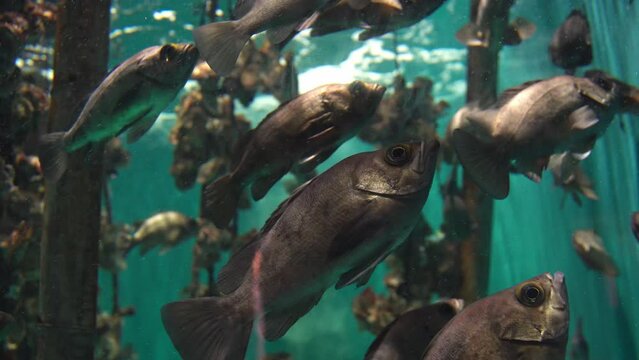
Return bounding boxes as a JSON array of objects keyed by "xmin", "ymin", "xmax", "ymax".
[
  {"xmin": 572, "ymin": 229, "xmax": 619, "ymax": 277},
  {"xmin": 364, "ymin": 299, "xmax": 464, "ymax": 360},
  {"xmin": 202, "ymin": 81, "xmax": 386, "ymax": 228},
  {"xmin": 631, "ymin": 211, "xmax": 639, "ymax": 242},
  {"xmin": 423, "ymin": 272, "xmax": 570, "ymax": 360},
  {"xmin": 162, "ymin": 141, "xmax": 440, "ymax": 360},
  {"xmin": 547, "ymin": 152, "xmax": 598, "ymax": 207},
  {"xmin": 452, "ymin": 75, "xmax": 624, "ymax": 199},
  {"xmin": 39, "ymin": 43, "xmax": 199, "ymax": 184},
  {"xmin": 132, "ymin": 211, "xmax": 199, "ymax": 255},
  {"xmin": 193, "ymin": 0, "xmax": 402, "ymax": 75},
  {"xmin": 310, "ymin": 0, "xmax": 448, "ymax": 40},
  {"xmin": 549, "ymin": 10, "xmax": 592, "ymax": 75},
  {"xmin": 570, "ymin": 318, "xmax": 589, "ymax": 360},
  {"xmin": 455, "ymin": 0, "xmax": 536, "ymax": 48}
]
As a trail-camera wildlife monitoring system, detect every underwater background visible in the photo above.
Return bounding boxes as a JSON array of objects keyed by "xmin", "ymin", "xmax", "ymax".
[{"xmin": 97, "ymin": 0, "xmax": 639, "ymax": 359}]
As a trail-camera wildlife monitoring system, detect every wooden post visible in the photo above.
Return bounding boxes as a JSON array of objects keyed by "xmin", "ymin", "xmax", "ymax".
[
  {"xmin": 458, "ymin": 0, "xmax": 513, "ymax": 302},
  {"xmin": 38, "ymin": 1, "xmax": 111, "ymax": 359}
]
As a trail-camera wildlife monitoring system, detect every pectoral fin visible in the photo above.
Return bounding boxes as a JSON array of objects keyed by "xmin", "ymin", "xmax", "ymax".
[
  {"xmin": 127, "ymin": 110, "xmax": 158, "ymax": 143},
  {"xmin": 569, "ymin": 106, "xmax": 600, "ymax": 131},
  {"xmin": 336, "ymin": 251, "xmax": 387, "ymax": 289},
  {"xmin": 251, "ymin": 166, "xmax": 289, "ymax": 200},
  {"xmin": 295, "ymin": 145, "xmax": 339, "ymax": 173}
]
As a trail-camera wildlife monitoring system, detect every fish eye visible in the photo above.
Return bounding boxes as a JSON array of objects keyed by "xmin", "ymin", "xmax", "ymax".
[
  {"xmin": 517, "ymin": 283, "xmax": 545, "ymax": 307},
  {"xmin": 349, "ymin": 81, "xmax": 365, "ymax": 96},
  {"xmin": 385, "ymin": 144, "xmax": 412, "ymax": 166},
  {"xmin": 160, "ymin": 45, "xmax": 177, "ymax": 62}
]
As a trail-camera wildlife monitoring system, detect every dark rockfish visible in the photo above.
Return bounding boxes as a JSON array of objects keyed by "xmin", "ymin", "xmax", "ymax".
[
  {"xmin": 39, "ymin": 44, "xmax": 198, "ymax": 183},
  {"xmin": 572, "ymin": 229, "xmax": 619, "ymax": 277},
  {"xmin": 452, "ymin": 75, "xmax": 627, "ymax": 199},
  {"xmin": 311, "ymin": 0, "xmax": 448, "ymax": 40},
  {"xmin": 423, "ymin": 272, "xmax": 570, "ymax": 360},
  {"xmin": 455, "ymin": 0, "xmax": 536, "ymax": 48},
  {"xmin": 364, "ymin": 299, "xmax": 463, "ymax": 360},
  {"xmin": 549, "ymin": 10, "xmax": 592, "ymax": 75},
  {"xmin": 162, "ymin": 141, "xmax": 440, "ymax": 360},
  {"xmin": 193, "ymin": 0, "xmax": 401, "ymax": 75},
  {"xmin": 202, "ymin": 81, "xmax": 386, "ymax": 228}
]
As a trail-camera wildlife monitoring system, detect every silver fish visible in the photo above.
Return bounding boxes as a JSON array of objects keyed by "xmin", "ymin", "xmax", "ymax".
[
  {"xmin": 132, "ymin": 211, "xmax": 199, "ymax": 255},
  {"xmin": 452, "ymin": 75, "xmax": 621, "ymax": 199},
  {"xmin": 162, "ymin": 141, "xmax": 440, "ymax": 360},
  {"xmin": 549, "ymin": 10, "xmax": 592, "ymax": 75},
  {"xmin": 572, "ymin": 229, "xmax": 619, "ymax": 277},
  {"xmin": 39, "ymin": 43, "xmax": 199, "ymax": 183},
  {"xmin": 364, "ymin": 299, "xmax": 464, "ymax": 360},
  {"xmin": 455, "ymin": 0, "xmax": 536, "ymax": 48},
  {"xmin": 193, "ymin": 0, "xmax": 400, "ymax": 75},
  {"xmin": 202, "ymin": 81, "xmax": 386, "ymax": 228},
  {"xmin": 424, "ymin": 272, "xmax": 570, "ymax": 360}
]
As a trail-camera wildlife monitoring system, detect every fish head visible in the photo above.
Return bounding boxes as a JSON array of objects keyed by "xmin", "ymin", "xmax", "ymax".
[
  {"xmin": 136, "ymin": 43, "xmax": 199, "ymax": 87},
  {"xmin": 585, "ymin": 70, "xmax": 639, "ymax": 113},
  {"xmin": 330, "ymin": 81, "xmax": 386, "ymax": 118},
  {"xmin": 495, "ymin": 272, "xmax": 570, "ymax": 345},
  {"xmin": 353, "ymin": 140, "xmax": 439, "ymax": 196}
]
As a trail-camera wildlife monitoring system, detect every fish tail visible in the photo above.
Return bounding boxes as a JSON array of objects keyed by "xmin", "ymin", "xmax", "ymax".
[
  {"xmin": 193, "ymin": 20, "xmax": 250, "ymax": 76},
  {"xmin": 39, "ymin": 132, "xmax": 69, "ymax": 184},
  {"xmin": 452, "ymin": 128, "xmax": 510, "ymax": 199},
  {"xmin": 162, "ymin": 296, "xmax": 252, "ymax": 360},
  {"xmin": 201, "ymin": 174, "xmax": 242, "ymax": 228}
]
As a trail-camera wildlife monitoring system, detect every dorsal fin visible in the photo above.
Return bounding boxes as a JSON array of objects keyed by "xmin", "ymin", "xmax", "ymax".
[
  {"xmin": 260, "ymin": 178, "xmax": 313, "ymax": 235},
  {"xmin": 493, "ymin": 80, "xmax": 543, "ymax": 108}
]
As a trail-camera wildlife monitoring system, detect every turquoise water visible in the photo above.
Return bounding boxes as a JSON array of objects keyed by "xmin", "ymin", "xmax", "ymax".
[{"xmin": 99, "ymin": 0, "xmax": 639, "ymax": 359}]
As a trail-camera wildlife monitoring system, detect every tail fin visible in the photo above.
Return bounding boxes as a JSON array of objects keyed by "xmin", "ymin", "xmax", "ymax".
[
  {"xmin": 452, "ymin": 128, "xmax": 510, "ymax": 199},
  {"xmin": 202, "ymin": 174, "xmax": 242, "ymax": 228},
  {"xmin": 39, "ymin": 132, "xmax": 68, "ymax": 184},
  {"xmin": 193, "ymin": 21, "xmax": 250, "ymax": 76},
  {"xmin": 162, "ymin": 297, "xmax": 252, "ymax": 360}
]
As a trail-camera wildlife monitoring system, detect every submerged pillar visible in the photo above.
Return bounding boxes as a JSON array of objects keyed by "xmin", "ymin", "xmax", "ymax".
[
  {"xmin": 459, "ymin": 0, "xmax": 513, "ymax": 302},
  {"xmin": 38, "ymin": 1, "xmax": 111, "ymax": 359}
]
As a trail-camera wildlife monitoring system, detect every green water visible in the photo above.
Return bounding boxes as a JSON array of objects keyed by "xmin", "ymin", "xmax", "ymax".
[{"xmin": 101, "ymin": 0, "xmax": 639, "ymax": 359}]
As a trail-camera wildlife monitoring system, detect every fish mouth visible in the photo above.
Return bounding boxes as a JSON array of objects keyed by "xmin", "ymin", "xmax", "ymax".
[
  {"xmin": 364, "ymin": 83, "xmax": 387, "ymax": 105},
  {"xmin": 179, "ymin": 43, "xmax": 200, "ymax": 64},
  {"xmin": 412, "ymin": 140, "xmax": 440, "ymax": 174},
  {"xmin": 550, "ymin": 272, "xmax": 568, "ymax": 310}
]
